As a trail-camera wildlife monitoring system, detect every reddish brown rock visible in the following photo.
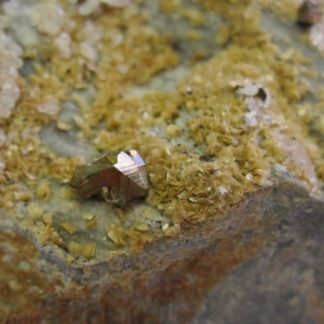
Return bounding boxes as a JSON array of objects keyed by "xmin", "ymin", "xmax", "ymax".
[{"xmin": 1, "ymin": 182, "xmax": 323, "ymax": 323}]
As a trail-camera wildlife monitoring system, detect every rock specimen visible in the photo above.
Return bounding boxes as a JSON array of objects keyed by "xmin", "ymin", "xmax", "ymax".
[{"xmin": 0, "ymin": 0, "xmax": 323, "ymax": 322}]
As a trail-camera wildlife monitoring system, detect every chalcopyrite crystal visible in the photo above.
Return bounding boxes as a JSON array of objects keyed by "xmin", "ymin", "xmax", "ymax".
[{"xmin": 70, "ymin": 150, "xmax": 149, "ymax": 206}]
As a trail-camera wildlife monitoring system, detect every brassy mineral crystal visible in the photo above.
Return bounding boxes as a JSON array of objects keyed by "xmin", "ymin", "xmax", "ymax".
[{"xmin": 70, "ymin": 150, "xmax": 149, "ymax": 206}]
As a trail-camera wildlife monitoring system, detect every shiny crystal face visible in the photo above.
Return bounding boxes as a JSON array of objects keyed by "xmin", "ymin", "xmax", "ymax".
[
  {"xmin": 115, "ymin": 150, "xmax": 149, "ymax": 190},
  {"xmin": 70, "ymin": 150, "xmax": 149, "ymax": 206}
]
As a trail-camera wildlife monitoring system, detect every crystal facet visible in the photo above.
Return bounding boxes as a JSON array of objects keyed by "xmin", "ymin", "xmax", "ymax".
[{"xmin": 70, "ymin": 150, "xmax": 149, "ymax": 206}]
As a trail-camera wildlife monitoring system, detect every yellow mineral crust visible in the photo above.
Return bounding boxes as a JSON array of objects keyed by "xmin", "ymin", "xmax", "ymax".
[
  {"xmin": 0, "ymin": 0, "xmax": 322, "ymax": 259},
  {"xmin": 68, "ymin": 241, "xmax": 96, "ymax": 259}
]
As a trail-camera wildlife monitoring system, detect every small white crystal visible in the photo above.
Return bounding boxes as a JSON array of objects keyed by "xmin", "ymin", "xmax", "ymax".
[
  {"xmin": 244, "ymin": 110, "xmax": 259, "ymax": 128},
  {"xmin": 80, "ymin": 42, "xmax": 98, "ymax": 62},
  {"xmin": 37, "ymin": 98, "xmax": 60, "ymax": 116},
  {"xmin": 217, "ymin": 186, "xmax": 228, "ymax": 196},
  {"xmin": 237, "ymin": 83, "xmax": 259, "ymax": 97},
  {"xmin": 236, "ymin": 81, "xmax": 272, "ymax": 128},
  {"xmin": 246, "ymin": 173, "xmax": 253, "ymax": 181},
  {"xmin": 30, "ymin": 3, "xmax": 65, "ymax": 36},
  {"xmin": 81, "ymin": 21, "xmax": 103, "ymax": 42},
  {"xmin": 79, "ymin": 0, "xmax": 101, "ymax": 16},
  {"xmin": 185, "ymin": 86, "xmax": 193, "ymax": 94},
  {"xmin": 310, "ymin": 22, "xmax": 324, "ymax": 52},
  {"xmin": 162, "ymin": 223, "xmax": 169, "ymax": 231},
  {"xmin": 54, "ymin": 33, "xmax": 72, "ymax": 59},
  {"xmin": 12, "ymin": 24, "xmax": 40, "ymax": 48}
]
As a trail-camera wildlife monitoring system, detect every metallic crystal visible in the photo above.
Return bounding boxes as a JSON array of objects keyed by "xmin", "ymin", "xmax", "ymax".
[{"xmin": 70, "ymin": 150, "xmax": 149, "ymax": 206}]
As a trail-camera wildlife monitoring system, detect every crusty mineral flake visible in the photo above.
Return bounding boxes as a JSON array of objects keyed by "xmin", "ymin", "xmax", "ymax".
[{"xmin": 70, "ymin": 150, "xmax": 149, "ymax": 206}]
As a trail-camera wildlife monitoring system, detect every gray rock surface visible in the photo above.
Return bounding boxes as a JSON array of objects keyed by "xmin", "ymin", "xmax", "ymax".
[{"xmin": 29, "ymin": 183, "xmax": 324, "ymax": 324}]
